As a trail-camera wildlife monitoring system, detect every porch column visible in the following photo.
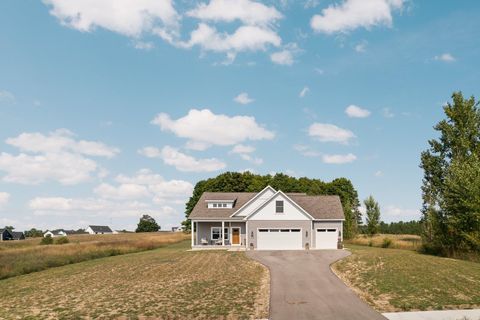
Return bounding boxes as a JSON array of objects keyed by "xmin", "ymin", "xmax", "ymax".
[
  {"xmin": 191, "ymin": 221, "xmax": 194, "ymax": 247},
  {"xmin": 245, "ymin": 221, "xmax": 248, "ymax": 249},
  {"xmin": 221, "ymin": 220, "xmax": 225, "ymax": 246}
]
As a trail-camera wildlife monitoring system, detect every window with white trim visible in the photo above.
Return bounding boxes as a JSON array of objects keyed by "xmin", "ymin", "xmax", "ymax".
[
  {"xmin": 211, "ymin": 227, "xmax": 221, "ymax": 240},
  {"xmin": 275, "ymin": 200, "xmax": 284, "ymax": 213}
]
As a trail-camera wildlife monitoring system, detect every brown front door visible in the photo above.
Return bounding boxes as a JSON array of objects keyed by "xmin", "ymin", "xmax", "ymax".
[{"xmin": 232, "ymin": 228, "xmax": 240, "ymax": 245}]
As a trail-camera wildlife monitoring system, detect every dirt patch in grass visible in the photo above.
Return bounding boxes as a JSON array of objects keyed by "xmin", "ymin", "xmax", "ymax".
[
  {"xmin": 332, "ymin": 245, "xmax": 480, "ymax": 312},
  {"xmin": 0, "ymin": 240, "xmax": 269, "ymax": 319}
]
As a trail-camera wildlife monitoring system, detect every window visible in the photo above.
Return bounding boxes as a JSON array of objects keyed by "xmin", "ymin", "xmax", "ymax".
[
  {"xmin": 259, "ymin": 229, "xmax": 268, "ymax": 232},
  {"xmin": 213, "ymin": 203, "xmax": 218, "ymax": 208},
  {"xmin": 270, "ymin": 229, "xmax": 280, "ymax": 232},
  {"xmin": 318, "ymin": 229, "xmax": 327, "ymax": 232},
  {"xmin": 291, "ymin": 229, "xmax": 301, "ymax": 232},
  {"xmin": 222, "ymin": 203, "xmax": 227, "ymax": 208},
  {"xmin": 327, "ymin": 229, "xmax": 336, "ymax": 232},
  {"xmin": 275, "ymin": 200, "xmax": 284, "ymax": 213},
  {"xmin": 211, "ymin": 227, "xmax": 221, "ymax": 240},
  {"xmin": 224, "ymin": 228, "xmax": 229, "ymax": 240},
  {"xmin": 280, "ymin": 229, "xmax": 290, "ymax": 232}
]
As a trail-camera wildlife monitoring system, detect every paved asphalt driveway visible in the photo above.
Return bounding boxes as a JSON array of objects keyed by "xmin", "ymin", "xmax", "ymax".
[{"xmin": 247, "ymin": 250, "xmax": 386, "ymax": 320}]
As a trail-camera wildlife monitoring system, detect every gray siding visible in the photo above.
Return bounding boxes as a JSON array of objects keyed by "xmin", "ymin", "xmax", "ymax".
[
  {"xmin": 247, "ymin": 220, "xmax": 312, "ymax": 249},
  {"xmin": 195, "ymin": 221, "xmax": 246, "ymax": 246},
  {"xmin": 312, "ymin": 221, "xmax": 343, "ymax": 248}
]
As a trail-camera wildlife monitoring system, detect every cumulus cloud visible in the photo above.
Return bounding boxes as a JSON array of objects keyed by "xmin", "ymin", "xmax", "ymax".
[
  {"xmin": 434, "ymin": 53, "xmax": 456, "ymax": 62},
  {"xmin": 299, "ymin": 87, "xmax": 309, "ymax": 98},
  {"xmin": 231, "ymin": 144, "xmax": 255, "ymax": 154},
  {"xmin": 139, "ymin": 146, "xmax": 226, "ymax": 172},
  {"xmin": 345, "ymin": 104, "xmax": 371, "ymax": 118},
  {"xmin": 322, "ymin": 153, "xmax": 356, "ymax": 164},
  {"xmin": 354, "ymin": 40, "xmax": 367, "ymax": 53},
  {"xmin": 187, "ymin": 0, "xmax": 282, "ymax": 26},
  {"xmin": 384, "ymin": 205, "xmax": 420, "ymax": 220},
  {"xmin": 308, "ymin": 123, "xmax": 355, "ymax": 144},
  {"xmin": 382, "ymin": 107, "xmax": 395, "ymax": 118},
  {"xmin": 0, "ymin": 192, "xmax": 10, "ymax": 208},
  {"xmin": 230, "ymin": 145, "xmax": 262, "ymax": 165},
  {"xmin": 234, "ymin": 92, "xmax": 254, "ymax": 105},
  {"xmin": 151, "ymin": 109, "xmax": 274, "ymax": 150},
  {"xmin": 270, "ymin": 43, "xmax": 300, "ymax": 66},
  {"xmin": 43, "ymin": 0, "xmax": 180, "ymax": 38},
  {"xmin": 310, "ymin": 0, "xmax": 404, "ymax": 34},
  {"xmin": 0, "ymin": 129, "xmax": 119, "ymax": 185}
]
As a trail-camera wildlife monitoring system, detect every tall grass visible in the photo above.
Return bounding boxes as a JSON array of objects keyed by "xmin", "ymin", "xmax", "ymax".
[
  {"xmin": 346, "ymin": 234, "xmax": 422, "ymax": 251},
  {"xmin": 0, "ymin": 232, "xmax": 188, "ymax": 280}
]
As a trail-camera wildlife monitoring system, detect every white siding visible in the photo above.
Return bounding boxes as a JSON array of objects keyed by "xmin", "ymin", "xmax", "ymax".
[
  {"xmin": 248, "ymin": 193, "xmax": 310, "ymax": 221},
  {"xmin": 233, "ymin": 188, "xmax": 275, "ymax": 217}
]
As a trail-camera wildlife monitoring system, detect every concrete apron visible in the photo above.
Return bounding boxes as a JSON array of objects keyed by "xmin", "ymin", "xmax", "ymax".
[{"xmin": 383, "ymin": 309, "xmax": 480, "ymax": 320}]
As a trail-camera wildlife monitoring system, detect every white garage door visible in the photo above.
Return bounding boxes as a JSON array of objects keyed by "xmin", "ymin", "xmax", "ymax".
[
  {"xmin": 315, "ymin": 228, "xmax": 338, "ymax": 249},
  {"xmin": 257, "ymin": 229, "xmax": 303, "ymax": 250}
]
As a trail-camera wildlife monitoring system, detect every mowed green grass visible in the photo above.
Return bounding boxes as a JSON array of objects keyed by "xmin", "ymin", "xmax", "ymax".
[
  {"xmin": 332, "ymin": 245, "xmax": 480, "ymax": 312},
  {"xmin": 0, "ymin": 241, "xmax": 269, "ymax": 320}
]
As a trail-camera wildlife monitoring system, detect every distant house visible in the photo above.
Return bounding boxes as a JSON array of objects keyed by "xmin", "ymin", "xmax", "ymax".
[
  {"xmin": 64, "ymin": 229, "xmax": 88, "ymax": 236},
  {"xmin": 86, "ymin": 225, "xmax": 113, "ymax": 235},
  {"xmin": 0, "ymin": 228, "xmax": 13, "ymax": 241},
  {"xmin": 172, "ymin": 226, "xmax": 184, "ymax": 232},
  {"xmin": 11, "ymin": 231, "xmax": 25, "ymax": 240},
  {"xmin": 44, "ymin": 229, "xmax": 67, "ymax": 238}
]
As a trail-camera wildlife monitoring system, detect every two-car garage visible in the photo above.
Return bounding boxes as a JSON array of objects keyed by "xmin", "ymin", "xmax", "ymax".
[{"xmin": 255, "ymin": 227, "xmax": 339, "ymax": 250}]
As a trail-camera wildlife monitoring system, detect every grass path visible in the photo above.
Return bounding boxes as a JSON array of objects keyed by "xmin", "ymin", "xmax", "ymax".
[
  {"xmin": 332, "ymin": 245, "xmax": 480, "ymax": 312},
  {"xmin": 0, "ymin": 241, "xmax": 269, "ymax": 319}
]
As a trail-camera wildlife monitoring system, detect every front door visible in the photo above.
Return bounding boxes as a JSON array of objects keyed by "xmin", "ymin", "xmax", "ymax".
[{"xmin": 232, "ymin": 228, "xmax": 240, "ymax": 245}]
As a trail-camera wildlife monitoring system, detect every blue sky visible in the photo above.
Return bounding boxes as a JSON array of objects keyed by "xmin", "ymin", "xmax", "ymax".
[{"xmin": 0, "ymin": 0, "xmax": 479, "ymax": 231}]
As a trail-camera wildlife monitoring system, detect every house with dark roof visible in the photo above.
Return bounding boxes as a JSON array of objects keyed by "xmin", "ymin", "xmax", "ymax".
[
  {"xmin": 11, "ymin": 231, "xmax": 25, "ymax": 240},
  {"xmin": 189, "ymin": 186, "xmax": 345, "ymax": 250},
  {"xmin": 0, "ymin": 228, "xmax": 13, "ymax": 241},
  {"xmin": 86, "ymin": 225, "xmax": 114, "ymax": 235}
]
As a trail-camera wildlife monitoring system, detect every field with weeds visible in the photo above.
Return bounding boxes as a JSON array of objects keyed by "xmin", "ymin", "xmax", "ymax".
[
  {"xmin": 332, "ymin": 245, "xmax": 480, "ymax": 312},
  {"xmin": 0, "ymin": 232, "xmax": 188, "ymax": 279},
  {"xmin": 346, "ymin": 234, "xmax": 422, "ymax": 251},
  {"xmin": 0, "ymin": 240, "xmax": 269, "ymax": 319}
]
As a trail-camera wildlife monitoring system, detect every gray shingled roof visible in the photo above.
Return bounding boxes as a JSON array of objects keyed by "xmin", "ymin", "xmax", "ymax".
[
  {"xmin": 189, "ymin": 191, "xmax": 344, "ymax": 220},
  {"xmin": 89, "ymin": 225, "xmax": 113, "ymax": 233}
]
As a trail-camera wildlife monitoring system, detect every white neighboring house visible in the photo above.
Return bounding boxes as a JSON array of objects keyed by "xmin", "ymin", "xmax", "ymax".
[
  {"xmin": 86, "ymin": 225, "xmax": 114, "ymax": 235},
  {"xmin": 172, "ymin": 226, "xmax": 184, "ymax": 232},
  {"xmin": 44, "ymin": 229, "xmax": 67, "ymax": 238}
]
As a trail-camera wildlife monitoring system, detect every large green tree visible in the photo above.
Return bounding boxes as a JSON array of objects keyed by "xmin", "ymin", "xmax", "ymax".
[
  {"xmin": 364, "ymin": 195, "xmax": 381, "ymax": 236},
  {"xmin": 136, "ymin": 214, "xmax": 160, "ymax": 233},
  {"xmin": 420, "ymin": 92, "xmax": 480, "ymax": 254},
  {"xmin": 182, "ymin": 172, "xmax": 361, "ymax": 239}
]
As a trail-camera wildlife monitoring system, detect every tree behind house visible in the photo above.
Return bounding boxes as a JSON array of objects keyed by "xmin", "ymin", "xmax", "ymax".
[
  {"xmin": 364, "ymin": 196, "xmax": 381, "ymax": 236},
  {"xmin": 136, "ymin": 215, "xmax": 160, "ymax": 233}
]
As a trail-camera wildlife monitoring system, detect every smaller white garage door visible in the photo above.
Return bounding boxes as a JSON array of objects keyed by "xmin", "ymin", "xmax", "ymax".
[
  {"xmin": 257, "ymin": 229, "xmax": 302, "ymax": 250},
  {"xmin": 315, "ymin": 228, "xmax": 338, "ymax": 249}
]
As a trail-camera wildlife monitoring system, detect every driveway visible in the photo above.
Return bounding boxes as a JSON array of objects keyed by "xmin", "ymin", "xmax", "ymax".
[{"xmin": 247, "ymin": 250, "xmax": 386, "ymax": 320}]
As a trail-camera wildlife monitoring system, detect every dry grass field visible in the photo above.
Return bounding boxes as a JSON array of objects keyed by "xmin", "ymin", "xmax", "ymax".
[
  {"xmin": 345, "ymin": 234, "xmax": 422, "ymax": 251},
  {"xmin": 0, "ymin": 232, "xmax": 189, "ymax": 279},
  {"xmin": 332, "ymin": 245, "xmax": 480, "ymax": 312},
  {"xmin": 0, "ymin": 240, "xmax": 269, "ymax": 320}
]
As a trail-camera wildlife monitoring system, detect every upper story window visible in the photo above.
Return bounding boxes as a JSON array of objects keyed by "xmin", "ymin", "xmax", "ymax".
[
  {"xmin": 275, "ymin": 200, "xmax": 284, "ymax": 213},
  {"xmin": 207, "ymin": 201, "xmax": 234, "ymax": 209}
]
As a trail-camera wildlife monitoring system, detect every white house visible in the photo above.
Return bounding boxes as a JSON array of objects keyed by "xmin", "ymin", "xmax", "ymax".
[
  {"xmin": 86, "ymin": 225, "xmax": 114, "ymax": 235},
  {"xmin": 189, "ymin": 186, "xmax": 344, "ymax": 250},
  {"xmin": 43, "ymin": 229, "xmax": 67, "ymax": 238}
]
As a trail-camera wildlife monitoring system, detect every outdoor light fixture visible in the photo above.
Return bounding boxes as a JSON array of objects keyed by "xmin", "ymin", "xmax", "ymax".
[{"xmin": 251, "ymin": 231, "xmax": 254, "ymax": 238}]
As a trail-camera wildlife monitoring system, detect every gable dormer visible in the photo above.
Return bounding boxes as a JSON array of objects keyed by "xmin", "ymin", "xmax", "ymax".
[{"xmin": 206, "ymin": 199, "xmax": 235, "ymax": 209}]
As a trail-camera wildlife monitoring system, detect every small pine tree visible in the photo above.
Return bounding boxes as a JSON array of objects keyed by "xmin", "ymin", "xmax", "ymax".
[{"xmin": 364, "ymin": 195, "xmax": 381, "ymax": 236}]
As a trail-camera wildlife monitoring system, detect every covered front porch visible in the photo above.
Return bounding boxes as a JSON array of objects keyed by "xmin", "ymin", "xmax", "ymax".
[{"xmin": 191, "ymin": 220, "xmax": 247, "ymax": 248}]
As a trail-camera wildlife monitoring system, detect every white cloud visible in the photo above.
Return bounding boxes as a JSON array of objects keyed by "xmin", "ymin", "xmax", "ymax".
[
  {"xmin": 322, "ymin": 153, "xmax": 357, "ymax": 164},
  {"xmin": 0, "ymin": 90, "xmax": 15, "ymax": 104},
  {"xmin": 181, "ymin": 23, "xmax": 281, "ymax": 54},
  {"xmin": 310, "ymin": 0, "xmax": 403, "ymax": 34},
  {"xmin": 434, "ymin": 53, "xmax": 456, "ymax": 63},
  {"xmin": 240, "ymin": 153, "xmax": 263, "ymax": 165},
  {"xmin": 230, "ymin": 144, "xmax": 262, "ymax": 165},
  {"xmin": 94, "ymin": 183, "xmax": 151, "ymax": 200},
  {"xmin": 187, "ymin": 0, "xmax": 282, "ymax": 26},
  {"xmin": 293, "ymin": 144, "xmax": 321, "ymax": 157},
  {"xmin": 304, "ymin": 0, "xmax": 320, "ymax": 9},
  {"xmin": 0, "ymin": 130, "xmax": 118, "ymax": 185},
  {"xmin": 151, "ymin": 109, "xmax": 274, "ymax": 150},
  {"xmin": 234, "ymin": 92, "xmax": 254, "ymax": 105},
  {"xmin": 139, "ymin": 146, "xmax": 226, "ymax": 172},
  {"xmin": 345, "ymin": 104, "xmax": 371, "ymax": 118},
  {"xmin": 134, "ymin": 41, "xmax": 154, "ymax": 50},
  {"xmin": 308, "ymin": 123, "xmax": 355, "ymax": 144},
  {"xmin": 43, "ymin": 0, "xmax": 180, "ymax": 38},
  {"xmin": 354, "ymin": 40, "xmax": 367, "ymax": 53},
  {"xmin": 6, "ymin": 129, "xmax": 119, "ymax": 158},
  {"xmin": 382, "ymin": 107, "xmax": 395, "ymax": 118},
  {"xmin": 270, "ymin": 49, "xmax": 294, "ymax": 65},
  {"xmin": 374, "ymin": 170, "xmax": 383, "ymax": 177},
  {"xmin": 384, "ymin": 205, "xmax": 420, "ymax": 220},
  {"xmin": 231, "ymin": 144, "xmax": 255, "ymax": 154},
  {"xmin": 299, "ymin": 87, "xmax": 310, "ymax": 98},
  {"xmin": 0, "ymin": 192, "xmax": 10, "ymax": 208}
]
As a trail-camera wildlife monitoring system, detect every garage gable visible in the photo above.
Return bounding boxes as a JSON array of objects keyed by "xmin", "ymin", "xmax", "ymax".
[{"xmin": 247, "ymin": 191, "xmax": 313, "ymax": 221}]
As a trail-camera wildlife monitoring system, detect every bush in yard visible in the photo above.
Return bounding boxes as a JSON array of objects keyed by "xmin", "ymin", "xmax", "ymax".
[
  {"xmin": 136, "ymin": 214, "xmax": 160, "ymax": 233},
  {"xmin": 382, "ymin": 238, "xmax": 393, "ymax": 248},
  {"xmin": 55, "ymin": 237, "xmax": 69, "ymax": 245},
  {"xmin": 40, "ymin": 236, "xmax": 53, "ymax": 245}
]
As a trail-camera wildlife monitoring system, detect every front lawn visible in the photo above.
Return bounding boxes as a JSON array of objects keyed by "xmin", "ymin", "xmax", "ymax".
[
  {"xmin": 332, "ymin": 245, "xmax": 480, "ymax": 312},
  {"xmin": 0, "ymin": 240, "xmax": 269, "ymax": 319}
]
